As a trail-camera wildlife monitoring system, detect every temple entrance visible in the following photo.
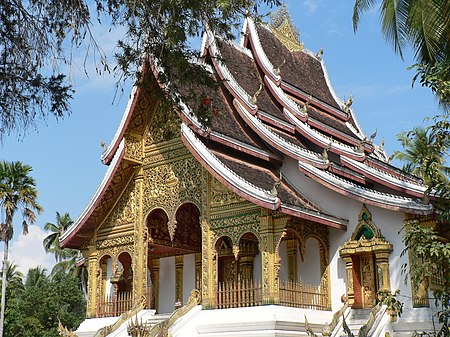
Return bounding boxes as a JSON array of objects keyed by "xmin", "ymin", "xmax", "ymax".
[
  {"xmin": 340, "ymin": 206, "xmax": 393, "ymax": 309},
  {"xmin": 146, "ymin": 203, "xmax": 202, "ymax": 313},
  {"xmin": 351, "ymin": 254, "xmax": 377, "ymax": 308},
  {"xmin": 215, "ymin": 233, "xmax": 262, "ymax": 308}
]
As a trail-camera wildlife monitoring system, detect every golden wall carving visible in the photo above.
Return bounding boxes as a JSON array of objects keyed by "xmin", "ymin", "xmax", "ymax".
[
  {"xmin": 100, "ymin": 180, "xmax": 136, "ymax": 230},
  {"xmin": 142, "ymin": 153, "xmax": 204, "ymax": 220},
  {"xmin": 97, "ymin": 235, "xmax": 134, "ymax": 250},
  {"xmin": 210, "ymin": 177, "xmax": 245, "ymax": 207},
  {"xmin": 125, "ymin": 133, "xmax": 143, "ymax": 163}
]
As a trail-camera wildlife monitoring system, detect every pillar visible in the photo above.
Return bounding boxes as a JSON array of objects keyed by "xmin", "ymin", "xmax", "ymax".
[
  {"xmin": 133, "ymin": 168, "xmax": 147, "ymax": 306},
  {"xmin": 375, "ymin": 252, "xmax": 391, "ymax": 293},
  {"xmin": 175, "ymin": 255, "xmax": 184, "ymax": 305},
  {"xmin": 260, "ymin": 209, "xmax": 282, "ymax": 304},
  {"xmin": 153, "ymin": 258, "xmax": 160, "ymax": 312},
  {"xmin": 342, "ymin": 256, "xmax": 354, "ymax": 306},
  {"xmin": 86, "ymin": 250, "xmax": 99, "ymax": 318},
  {"xmin": 195, "ymin": 253, "xmax": 202, "ymax": 290},
  {"xmin": 201, "ymin": 219, "xmax": 216, "ymax": 309}
]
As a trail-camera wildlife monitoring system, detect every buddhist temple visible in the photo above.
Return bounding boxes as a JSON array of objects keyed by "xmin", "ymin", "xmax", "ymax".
[{"xmin": 60, "ymin": 7, "xmax": 444, "ymax": 337}]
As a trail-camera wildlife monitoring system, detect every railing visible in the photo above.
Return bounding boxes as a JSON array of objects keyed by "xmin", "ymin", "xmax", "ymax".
[
  {"xmin": 97, "ymin": 290, "xmax": 133, "ymax": 317},
  {"xmin": 217, "ymin": 279, "xmax": 262, "ymax": 309},
  {"xmin": 216, "ymin": 279, "xmax": 328, "ymax": 311},
  {"xmin": 279, "ymin": 280, "xmax": 328, "ymax": 311}
]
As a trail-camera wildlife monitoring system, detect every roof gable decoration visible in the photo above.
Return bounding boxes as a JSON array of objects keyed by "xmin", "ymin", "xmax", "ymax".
[
  {"xmin": 269, "ymin": 4, "xmax": 303, "ymax": 52},
  {"xmin": 352, "ymin": 205, "xmax": 382, "ymax": 241}
]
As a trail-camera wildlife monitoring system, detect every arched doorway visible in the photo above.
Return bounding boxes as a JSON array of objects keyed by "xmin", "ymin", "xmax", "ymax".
[
  {"xmin": 340, "ymin": 205, "xmax": 393, "ymax": 309},
  {"xmin": 146, "ymin": 204, "xmax": 202, "ymax": 313}
]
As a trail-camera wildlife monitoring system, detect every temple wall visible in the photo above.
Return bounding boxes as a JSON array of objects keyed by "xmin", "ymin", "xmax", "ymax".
[
  {"xmin": 282, "ymin": 157, "xmax": 413, "ymax": 311},
  {"xmin": 299, "ymin": 238, "xmax": 321, "ymax": 285}
]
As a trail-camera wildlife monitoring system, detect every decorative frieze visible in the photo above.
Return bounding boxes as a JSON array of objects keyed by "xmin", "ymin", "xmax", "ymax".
[{"xmin": 97, "ymin": 235, "xmax": 134, "ymax": 249}]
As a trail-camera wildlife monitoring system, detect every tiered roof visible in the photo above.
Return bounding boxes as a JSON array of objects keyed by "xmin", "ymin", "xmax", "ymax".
[{"xmin": 61, "ymin": 13, "xmax": 432, "ymax": 249}]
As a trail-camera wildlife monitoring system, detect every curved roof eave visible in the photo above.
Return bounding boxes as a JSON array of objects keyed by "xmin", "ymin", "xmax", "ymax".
[
  {"xmin": 182, "ymin": 123, "xmax": 347, "ymax": 228},
  {"xmin": 101, "ymin": 85, "xmax": 139, "ymax": 165},
  {"xmin": 181, "ymin": 123, "xmax": 281, "ymax": 210},
  {"xmin": 341, "ymin": 156, "xmax": 428, "ymax": 198},
  {"xmin": 60, "ymin": 139, "xmax": 126, "ymax": 247},
  {"xmin": 297, "ymin": 160, "xmax": 433, "ymax": 215}
]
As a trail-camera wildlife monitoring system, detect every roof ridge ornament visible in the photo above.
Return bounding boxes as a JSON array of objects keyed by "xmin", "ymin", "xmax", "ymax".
[
  {"xmin": 315, "ymin": 48, "xmax": 324, "ymax": 60},
  {"xmin": 344, "ymin": 94, "xmax": 353, "ymax": 113},
  {"xmin": 270, "ymin": 171, "xmax": 283, "ymax": 197},
  {"xmin": 270, "ymin": 3, "xmax": 303, "ymax": 52},
  {"xmin": 250, "ymin": 83, "xmax": 264, "ymax": 105},
  {"xmin": 302, "ymin": 95, "xmax": 312, "ymax": 113}
]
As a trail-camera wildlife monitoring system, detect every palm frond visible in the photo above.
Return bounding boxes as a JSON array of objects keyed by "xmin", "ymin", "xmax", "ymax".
[{"xmin": 353, "ymin": 0, "xmax": 377, "ymax": 32}]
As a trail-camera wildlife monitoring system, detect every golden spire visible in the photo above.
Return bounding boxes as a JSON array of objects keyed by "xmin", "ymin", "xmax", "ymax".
[{"xmin": 270, "ymin": 2, "xmax": 303, "ymax": 52}]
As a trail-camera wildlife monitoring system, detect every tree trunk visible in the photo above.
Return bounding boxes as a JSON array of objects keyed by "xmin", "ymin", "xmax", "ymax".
[{"xmin": 0, "ymin": 239, "xmax": 9, "ymax": 337}]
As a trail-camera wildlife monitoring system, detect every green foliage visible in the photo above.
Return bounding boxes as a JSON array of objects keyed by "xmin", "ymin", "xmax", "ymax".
[
  {"xmin": 352, "ymin": 0, "xmax": 449, "ymax": 64},
  {"xmin": 0, "ymin": 161, "xmax": 43, "ymax": 242},
  {"xmin": 1, "ymin": 0, "xmax": 280, "ymax": 137},
  {"xmin": 393, "ymin": 126, "xmax": 450, "ymax": 190},
  {"xmin": 378, "ymin": 290, "xmax": 403, "ymax": 317},
  {"xmin": 402, "ymin": 222, "xmax": 450, "ymax": 337},
  {"xmin": 3, "ymin": 268, "xmax": 85, "ymax": 337},
  {"xmin": 410, "ymin": 61, "xmax": 450, "ymax": 111}
]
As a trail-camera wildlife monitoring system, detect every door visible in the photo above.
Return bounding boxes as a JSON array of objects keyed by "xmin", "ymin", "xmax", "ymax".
[
  {"xmin": 360, "ymin": 254, "xmax": 377, "ymax": 308},
  {"xmin": 352, "ymin": 254, "xmax": 377, "ymax": 308}
]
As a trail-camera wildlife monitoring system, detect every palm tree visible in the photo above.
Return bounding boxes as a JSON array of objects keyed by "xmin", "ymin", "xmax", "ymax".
[
  {"xmin": 352, "ymin": 0, "xmax": 449, "ymax": 64},
  {"xmin": 0, "ymin": 161, "xmax": 42, "ymax": 337},
  {"xmin": 25, "ymin": 266, "xmax": 48, "ymax": 288},
  {"xmin": 43, "ymin": 212, "xmax": 77, "ymax": 262},
  {"xmin": 3, "ymin": 262, "xmax": 24, "ymax": 291},
  {"xmin": 394, "ymin": 126, "xmax": 450, "ymax": 188},
  {"xmin": 43, "ymin": 212, "xmax": 87, "ymax": 295}
]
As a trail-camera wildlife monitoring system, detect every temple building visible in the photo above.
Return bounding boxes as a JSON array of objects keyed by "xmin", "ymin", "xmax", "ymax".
[{"xmin": 60, "ymin": 8, "xmax": 444, "ymax": 337}]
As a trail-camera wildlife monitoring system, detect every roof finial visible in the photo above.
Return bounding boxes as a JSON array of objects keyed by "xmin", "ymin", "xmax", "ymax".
[
  {"xmin": 302, "ymin": 95, "xmax": 312, "ymax": 113},
  {"xmin": 379, "ymin": 137, "xmax": 385, "ymax": 151},
  {"xmin": 270, "ymin": 3, "xmax": 302, "ymax": 52},
  {"xmin": 270, "ymin": 171, "xmax": 282, "ymax": 197},
  {"xmin": 344, "ymin": 94, "xmax": 353, "ymax": 113},
  {"xmin": 273, "ymin": 58, "xmax": 286, "ymax": 76},
  {"xmin": 100, "ymin": 138, "xmax": 108, "ymax": 154},
  {"xmin": 315, "ymin": 48, "xmax": 324, "ymax": 60},
  {"xmin": 250, "ymin": 83, "xmax": 263, "ymax": 105},
  {"xmin": 322, "ymin": 142, "xmax": 332, "ymax": 161},
  {"xmin": 369, "ymin": 129, "xmax": 377, "ymax": 143}
]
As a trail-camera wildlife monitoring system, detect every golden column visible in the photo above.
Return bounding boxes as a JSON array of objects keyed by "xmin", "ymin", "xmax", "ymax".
[
  {"xmin": 133, "ymin": 168, "xmax": 147, "ymax": 306},
  {"xmin": 342, "ymin": 256, "xmax": 354, "ymax": 306},
  {"xmin": 259, "ymin": 209, "xmax": 285, "ymax": 304},
  {"xmin": 201, "ymin": 219, "xmax": 216, "ymax": 309},
  {"xmin": 86, "ymin": 249, "xmax": 99, "ymax": 318},
  {"xmin": 195, "ymin": 253, "xmax": 202, "ymax": 290},
  {"xmin": 374, "ymin": 252, "xmax": 391, "ymax": 293},
  {"xmin": 175, "ymin": 255, "xmax": 184, "ymax": 305},
  {"xmin": 153, "ymin": 258, "xmax": 160, "ymax": 312}
]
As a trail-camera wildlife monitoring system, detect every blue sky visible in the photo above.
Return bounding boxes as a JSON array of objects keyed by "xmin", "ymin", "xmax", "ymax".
[{"xmin": 0, "ymin": 1, "xmax": 437, "ymax": 274}]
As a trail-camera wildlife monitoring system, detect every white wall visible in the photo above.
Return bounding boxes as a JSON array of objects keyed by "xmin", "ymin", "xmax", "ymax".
[
  {"xmin": 282, "ymin": 157, "xmax": 413, "ymax": 311},
  {"xmin": 183, "ymin": 254, "xmax": 196, "ymax": 304},
  {"xmin": 159, "ymin": 256, "xmax": 176, "ymax": 313},
  {"xmin": 105, "ymin": 257, "xmax": 114, "ymax": 297},
  {"xmin": 299, "ymin": 238, "xmax": 321, "ymax": 285}
]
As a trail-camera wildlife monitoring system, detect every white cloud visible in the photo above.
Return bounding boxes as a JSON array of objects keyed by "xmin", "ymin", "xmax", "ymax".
[
  {"xmin": 303, "ymin": 0, "xmax": 320, "ymax": 15},
  {"xmin": 0, "ymin": 225, "xmax": 55, "ymax": 276}
]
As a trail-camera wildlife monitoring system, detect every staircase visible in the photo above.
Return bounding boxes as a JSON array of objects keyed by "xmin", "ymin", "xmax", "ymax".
[{"xmin": 345, "ymin": 309, "xmax": 372, "ymax": 336}]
